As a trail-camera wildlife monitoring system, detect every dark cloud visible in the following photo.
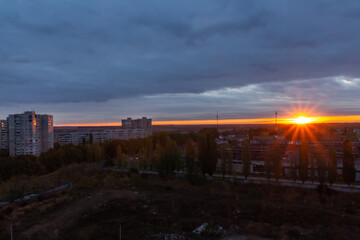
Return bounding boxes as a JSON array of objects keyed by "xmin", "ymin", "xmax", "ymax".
[{"xmin": 0, "ymin": 0, "xmax": 360, "ymax": 121}]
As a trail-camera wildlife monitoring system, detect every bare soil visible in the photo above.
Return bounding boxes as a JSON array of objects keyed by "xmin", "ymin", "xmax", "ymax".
[{"xmin": 0, "ymin": 173, "xmax": 359, "ymax": 240}]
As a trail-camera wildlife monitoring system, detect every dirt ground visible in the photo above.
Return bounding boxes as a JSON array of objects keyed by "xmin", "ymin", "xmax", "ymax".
[{"xmin": 0, "ymin": 172, "xmax": 359, "ymax": 240}]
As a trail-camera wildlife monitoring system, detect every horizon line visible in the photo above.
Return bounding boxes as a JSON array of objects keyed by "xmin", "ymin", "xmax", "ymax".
[{"xmin": 54, "ymin": 115, "xmax": 360, "ymax": 127}]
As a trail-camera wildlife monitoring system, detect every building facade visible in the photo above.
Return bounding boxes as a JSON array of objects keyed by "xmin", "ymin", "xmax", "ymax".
[
  {"xmin": 55, "ymin": 117, "xmax": 152, "ymax": 145},
  {"xmin": 0, "ymin": 111, "xmax": 54, "ymax": 156},
  {"xmin": 0, "ymin": 120, "xmax": 8, "ymax": 150}
]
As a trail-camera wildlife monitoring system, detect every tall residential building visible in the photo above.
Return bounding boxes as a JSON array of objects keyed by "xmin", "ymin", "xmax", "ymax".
[
  {"xmin": 0, "ymin": 120, "xmax": 8, "ymax": 150},
  {"xmin": 5, "ymin": 111, "xmax": 54, "ymax": 156},
  {"xmin": 40, "ymin": 114, "xmax": 54, "ymax": 152}
]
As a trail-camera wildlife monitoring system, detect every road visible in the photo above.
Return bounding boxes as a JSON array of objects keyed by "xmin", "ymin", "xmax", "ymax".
[{"xmin": 106, "ymin": 168, "xmax": 360, "ymax": 193}]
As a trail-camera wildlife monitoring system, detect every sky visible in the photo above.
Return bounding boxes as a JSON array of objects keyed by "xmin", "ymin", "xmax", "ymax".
[{"xmin": 1, "ymin": 0, "xmax": 360, "ymax": 125}]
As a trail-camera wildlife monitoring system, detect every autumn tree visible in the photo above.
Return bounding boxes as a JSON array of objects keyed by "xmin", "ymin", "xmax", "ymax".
[
  {"xmin": 185, "ymin": 140, "xmax": 199, "ymax": 184},
  {"xmin": 144, "ymin": 137, "xmax": 154, "ymax": 170},
  {"xmin": 198, "ymin": 132, "xmax": 218, "ymax": 176},
  {"xmin": 155, "ymin": 133, "xmax": 181, "ymax": 177}
]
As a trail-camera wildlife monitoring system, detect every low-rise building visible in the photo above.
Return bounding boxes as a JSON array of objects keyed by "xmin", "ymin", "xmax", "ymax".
[{"xmin": 55, "ymin": 117, "xmax": 152, "ymax": 145}]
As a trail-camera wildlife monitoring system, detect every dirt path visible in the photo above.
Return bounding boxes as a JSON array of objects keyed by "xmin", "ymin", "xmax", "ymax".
[{"xmin": 20, "ymin": 189, "xmax": 140, "ymax": 239}]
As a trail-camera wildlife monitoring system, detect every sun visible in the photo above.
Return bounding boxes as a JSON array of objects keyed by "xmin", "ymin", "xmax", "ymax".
[{"xmin": 294, "ymin": 116, "xmax": 312, "ymax": 124}]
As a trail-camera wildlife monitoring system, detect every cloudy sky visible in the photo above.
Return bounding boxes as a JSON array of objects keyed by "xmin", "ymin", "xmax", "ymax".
[{"xmin": 1, "ymin": 0, "xmax": 360, "ymax": 125}]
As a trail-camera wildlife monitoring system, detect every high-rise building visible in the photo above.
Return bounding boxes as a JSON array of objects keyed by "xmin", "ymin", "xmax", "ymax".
[
  {"xmin": 4, "ymin": 111, "xmax": 54, "ymax": 156},
  {"xmin": 0, "ymin": 119, "xmax": 8, "ymax": 150},
  {"xmin": 40, "ymin": 114, "xmax": 54, "ymax": 152}
]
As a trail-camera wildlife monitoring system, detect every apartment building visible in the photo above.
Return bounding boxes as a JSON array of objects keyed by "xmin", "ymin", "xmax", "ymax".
[
  {"xmin": 122, "ymin": 117, "xmax": 152, "ymax": 134},
  {"xmin": 0, "ymin": 120, "xmax": 8, "ymax": 150},
  {"xmin": 0, "ymin": 111, "xmax": 54, "ymax": 156},
  {"xmin": 55, "ymin": 117, "xmax": 152, "ymax": 145}
]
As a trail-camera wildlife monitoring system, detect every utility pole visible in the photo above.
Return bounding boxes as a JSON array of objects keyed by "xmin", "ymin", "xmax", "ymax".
[
  {"xmin": 216, "ymin": 112, "xmax": 219, "ymax": 128},
  {"xmin": 275, "ymin": 111, "xmax": 278, "ymax": 133},
  {"xmin": 10, "ymin": 224, "xmax": 13, "ymax": 240}
]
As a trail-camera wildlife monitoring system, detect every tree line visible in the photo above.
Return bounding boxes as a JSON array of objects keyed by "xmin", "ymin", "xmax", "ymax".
[
  {"xmin": 0, "ymin": 129, "xmax": 219, "ymax": 183},
  {"xmin": 0, "ymin": 128, "xmax": 357, "ymax": 186}
]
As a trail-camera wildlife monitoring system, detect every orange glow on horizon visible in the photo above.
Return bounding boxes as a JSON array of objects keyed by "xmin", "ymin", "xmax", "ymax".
[
  {"xmin": 292, "ymin": 116, "xmax": 313, "ymax": 124},
  {"xmin": 54, "ymin": 115, "xmax": 360, "ymax": 127}
]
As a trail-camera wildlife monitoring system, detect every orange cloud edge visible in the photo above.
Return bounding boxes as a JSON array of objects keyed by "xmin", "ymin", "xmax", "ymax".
[{"xmin": 55, "ymin": 115, "xmax": 360, "ymax": 127}]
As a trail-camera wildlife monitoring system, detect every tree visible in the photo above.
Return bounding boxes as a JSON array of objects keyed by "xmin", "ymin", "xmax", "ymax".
[
  {"xmin": 86, "ymin": 145, "xmax": 94, "ymax": 162},
  {"xmin": 94, "ymin": 144, "xmax": 103, "ymax": 162},
  {"xmin": 299, "ymin": 140, "xmax": 309, "ymax": 183},
  {"xmin": 290, "ymin": 152, "xmax": 297, "ymax": 182},
  {"xmin": 241, "ymin": 140, "xmax": 251, "ymax": 179},
  {"xmin": 144, "ymin": 137, "xmax": 154, "ymax": 170},
  {"xmin": 39, "ymin": 148, "xmax": 63, "ymax": 172},
  {"xmin": 272, "ymin": 141, "xmax": 283, "ymax": 182},
  {"xmin": 264, "ymin": 146, "xmax": 273, "ymax": 181},
  {"xmin": 198, "ymin": 133, "xmax": 218, "ymax": 176},
  {"xmin": 89, "ymin": 133, "xmax": 93, "ymax": 144},
  {"xmin": 155, "ymin": 143, "xmax": 163, "ymax": 173},
  {"xmin": 220, "ymin": 145, "xmax": 227, "ymax": 178},
  {"xmin": 327, "ymin": 144, "xmax": 337, "ymax": 185},
  {"xmin": 155, "ymin": 133, "xmax": 180, "ymax": 177},
  {"xmin": 264, "ymin": 141, "xmax": 283, "ymax": 182},
  {"xmin": 185, "ymin": 140, "xmax": 199, "ymax": 184},
  {"xmin": 61, "ymin": 144, "xmax": 83, "ymax": 165},
  {"xmin": 167, "ymin": 139, "xmax": 181, "ymax": 172},
  {"xmin": 309, "ymin": 154, "xmax": 316, "ymax": 184},
  {"xmin": 342, "ymin": 139, "xmax": 355, "ymax": 185},
  {"xmin": 0, "ymin": 157, "xmax": 15, "ymax": 180},
  {"xmin": 116, "ymin": 144, "xmax": 123, "ymax": 167},
  {"xmin": 316, "ymin": 152, "xmax": 327, "ymax": 185}
]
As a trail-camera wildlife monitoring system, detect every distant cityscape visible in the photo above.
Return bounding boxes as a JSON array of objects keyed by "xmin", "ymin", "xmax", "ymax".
[
  {"xmin": 54, "ymin": 117, "xmax": 152, "ymax": 145},
  {"xmin": 215, "ymin": 134, "xmax": 360, "ymax": 181},
  {"xmin": 1, "ymin": 110, "xmax": 359, "ymax": 181},
  {"xmin": 0, "ymin": 111, "xmax": 152, "ymax": 156}
]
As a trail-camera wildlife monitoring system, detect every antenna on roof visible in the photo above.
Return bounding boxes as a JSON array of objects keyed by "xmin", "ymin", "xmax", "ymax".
[{"xmin": 275, "ymin": 111, "xmax": 278, "ymax": 133}]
